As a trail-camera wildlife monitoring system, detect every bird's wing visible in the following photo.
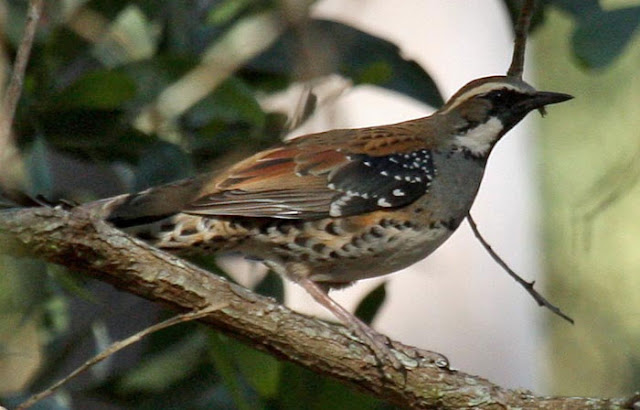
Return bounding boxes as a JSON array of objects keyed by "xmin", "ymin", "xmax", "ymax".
[{"xmin": 184, "ymin": 123, "xmax": 439, "ymax": 220}]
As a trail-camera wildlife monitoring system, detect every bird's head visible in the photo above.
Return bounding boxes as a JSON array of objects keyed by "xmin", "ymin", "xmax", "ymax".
[{"xmin": 438, "ymin": 76, "xmax": 572, "ymax": 157}]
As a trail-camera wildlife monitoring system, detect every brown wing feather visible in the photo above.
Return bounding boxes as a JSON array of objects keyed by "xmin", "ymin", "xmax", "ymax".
[
  {"xmin": 185, "ymin": 145, "xmax": 347, "ymax": 219},
  {"xmin": 185, "ymin": 118, "xmax": 441, "ymax": 220}
]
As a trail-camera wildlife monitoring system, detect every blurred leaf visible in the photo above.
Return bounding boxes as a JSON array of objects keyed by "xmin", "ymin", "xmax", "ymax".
[
  {"xmin": 134, "ymin": 141, "xmax": 194, "ymax": 190},
  {"xmin": 233, "ymin": 343, "xmax": 281, "ymax": 399},
  {"xmin": 249, "ymin": 19, "xmax": 443, "ymax": 108},
  {"xmin": 572, "ymin": 7, "xmax": 640, "ymax": 68},
  {"xmin": 90, "ymin": 320, "xmax": 114, "ymax": 380},
  {"xmin": 122, "ymin": 56, "xmax": 198, "ymax": 108},
  {"xmin": 53, "ymin": 71, "xmax": 136, "ymax": 110},
  {"xmin": 22, "ymin": 109, "xmax": 154, "ymax": 163},
  {"xmin": 208, "ymin": 0, "xmax": 254, "ymax": 25},
  {"xmin": 208, "ymin": 333, "xmax": 258, "ymax": 410},
  {"xmin": 356, "ymin": 61, "xmax": 393, "ymax": 85},
  {"xmin": 354, "ymin": 282, "xmax": 387, "ymax": 325},
  {"xmin": 254, "ymin": 271, "xmax": 284, "ymax": 304},
  {"xmin": 276, "ymin": 362, "xmax": 381, "ymax": 410},
  {"xmin": 25, "ymin": 137, "xmax": 54, "ymax": 197},
  {"xmin": 92, "ymin": 5, "xmax": 159, "ymax": 67},
  {"xmin": 548, "ymin": 0, "xmax": 640, "ymax": 68},
  {"xmin": 2, "ymin": 393, "xmax": 71, "ymax": 410},
  {"xmin": 116, "ymin": 332, "xmax": 208, "ymax": 394},
  {"xmin": 549, "ymin": 0, "xmax": 600, "ymax": 16},
  {"xmin": 47, "ymin": 265, "xmax": 97, "ymax": 305},
  {"xmin": 188, "ymin": 77, "xmax": 266, "ymax": 129}
]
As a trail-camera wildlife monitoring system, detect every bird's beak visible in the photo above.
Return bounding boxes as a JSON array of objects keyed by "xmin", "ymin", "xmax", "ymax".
[{"xmin": 519, "ymin": 91, "xmax": 573, "ymax": 117}]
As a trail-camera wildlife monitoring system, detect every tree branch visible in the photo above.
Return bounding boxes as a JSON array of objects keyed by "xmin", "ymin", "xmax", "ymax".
[
  {"xmin": 507, "ymin": 0, "xmax": 535, "ymax": 78},
  {"xmin": 0, "ymin": 206, "xmax": 635, "ymax": 409}
]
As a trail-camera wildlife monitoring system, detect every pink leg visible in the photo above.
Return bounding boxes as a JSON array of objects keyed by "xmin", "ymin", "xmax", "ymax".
[{"xmin": 297, "ymin": 277, "xmax": 403, "ymax": 370}]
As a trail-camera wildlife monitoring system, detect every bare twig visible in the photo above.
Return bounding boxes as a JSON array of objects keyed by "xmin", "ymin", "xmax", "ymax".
[
  {"xmin": 466, "ymin": 213, "xmax": 574, "ymax": 324},
  {"xmin": 0, "ymin": 0, "xmax": 45, "ymax": 199},
  {"xmin": 16, "ymin": 304, "xmax": 227, "ymax": 410},
  {"xmin": 0, "ymin": 0, "xmax": 44, "ymax": 142},
  {"xmin": 507, "ymin": 0, "xmax": 536, "ymax": 78}
]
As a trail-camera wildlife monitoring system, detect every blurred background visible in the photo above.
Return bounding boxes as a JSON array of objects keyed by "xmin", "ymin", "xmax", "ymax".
[{"xmin": 0, "ymin": 0, "xmax": 638, "ymax": 408}]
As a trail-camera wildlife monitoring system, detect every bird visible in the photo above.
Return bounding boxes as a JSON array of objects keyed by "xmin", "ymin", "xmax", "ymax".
[{"xmin": 93, "ymin": 75, "xmax": 572, "ymax": 369}]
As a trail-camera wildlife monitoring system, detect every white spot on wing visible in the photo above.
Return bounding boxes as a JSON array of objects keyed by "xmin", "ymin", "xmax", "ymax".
[
  {"xmin": 330, "ymin": 203, "xmax": 343, "ymax": 217},
  {"xmin": 377, "ymin": 198, "xmax": 392, "ymax": 207}
]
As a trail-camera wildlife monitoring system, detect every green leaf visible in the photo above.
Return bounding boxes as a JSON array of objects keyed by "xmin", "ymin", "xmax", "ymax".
[
  {"xmin": 116, "ymin": 332, "xmax": 208, "ymax": 394},
  {"xmin": 233, "ymin": 343, "xmax": 282, "ymax": 398},
  {"xmin": 134, "ymin": 142, "xmax": 194, "ymax": 190},
  {"xmin": 356, "ymin": 61, "xmax": 393, "ymax": 85},
  {"xmin": 249, "ymin": 19, "xmax": 443, "ymax": 108},
  {"xmin": 25, "ymin": 137, "xmax": 54, "ymax": 197},
  {"xmin": 550, "ymin": 0, "xmax": 600, "ymax": 16},
  {"xmin": 276, "ymin": 362, "xmax": 380, "ymax": 410},
  {"xmin": 188, "ymin": 77, "xmax": 266, "ymax": 129},
  {"xmin": 53, "ymin": 71, "xmax": 136, "ymax": 110},
  {"xmin": 208, "ymin": 333, "xmax": 258, "ymax": 410},
  {"xmin": 354, "ymin": 282, "xmax": 387, "ymax": 325},
  {"xmin": 24, "ymin": 109, "xmax": 155, "ymax": 163},
  {"xmin": 208, "ymin": 0, "xmax": 254, "ymax": 25},
  {"xmin": 572, "ymin": 7, "xmax": 640, "ymax": 68}
]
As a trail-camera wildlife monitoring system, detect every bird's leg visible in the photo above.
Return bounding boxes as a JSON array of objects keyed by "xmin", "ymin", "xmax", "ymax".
[{"xmin": 296, "ymin": 276, "xmax": 404, "ymax": 370}]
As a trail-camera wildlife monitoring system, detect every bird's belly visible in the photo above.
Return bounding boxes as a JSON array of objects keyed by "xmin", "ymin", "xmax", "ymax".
[
  {"xmin": 303, "ymin": 225, "xmax": 454, "ymax": 283},
  {"xmin": 234, "ymin": 215, "xmax": 457, "ymax": 284}
]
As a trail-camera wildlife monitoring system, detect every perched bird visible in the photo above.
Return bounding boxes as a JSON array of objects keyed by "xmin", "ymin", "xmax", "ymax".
[{"xmin": 97, "ymin": 75, "xmax": 572, "ymax": 368}]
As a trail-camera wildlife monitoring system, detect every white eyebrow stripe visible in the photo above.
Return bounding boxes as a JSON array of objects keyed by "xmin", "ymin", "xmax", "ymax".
[{"xmin": 441, "ymin": 83, "xmax": 525, "ymax": 113}]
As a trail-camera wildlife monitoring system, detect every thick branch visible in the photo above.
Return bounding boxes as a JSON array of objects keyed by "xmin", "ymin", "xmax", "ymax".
[{"xmin": 0, "ymin": 206, "xmax": 635, "ymax": 409}]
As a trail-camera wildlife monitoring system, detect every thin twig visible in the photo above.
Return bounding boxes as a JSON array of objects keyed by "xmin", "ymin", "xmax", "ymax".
[
  {"xmin": 0, "ymin": 0, "xmax": 44, "ymax": 142},
  {"xmin": 16, "ymin": 303, "xmax": 228, "ymax": 410},
  {"xmin": 507, "ymin": 0, "xmax": 536, "ymax": 78},
  {"xmin": 466, "ymin": 213, "xmax": 574, "ymax": 324}
]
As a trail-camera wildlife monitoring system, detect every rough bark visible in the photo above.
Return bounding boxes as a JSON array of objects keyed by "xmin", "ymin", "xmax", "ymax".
[{"xmin": 0, "ymin": 206, "xmax": 636, "ymax": 409}]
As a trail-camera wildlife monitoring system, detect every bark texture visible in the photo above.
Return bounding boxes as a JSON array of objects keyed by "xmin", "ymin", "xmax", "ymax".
[{"xmin": 0, "ymin": 206, "xmax": 636, "ymax": 409}]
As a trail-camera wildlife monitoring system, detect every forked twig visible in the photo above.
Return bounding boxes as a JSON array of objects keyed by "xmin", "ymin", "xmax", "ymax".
[
  {"xmin": 467, "ymin": 213, "xmax": 574, "ymax": 324},
  {"xmin": 16, "ymin": 303, "xmax": 227, "ymax": 410},
  {"xmin": 507, "ymin": 0, "xmax": 536, "ymax": 78}
]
